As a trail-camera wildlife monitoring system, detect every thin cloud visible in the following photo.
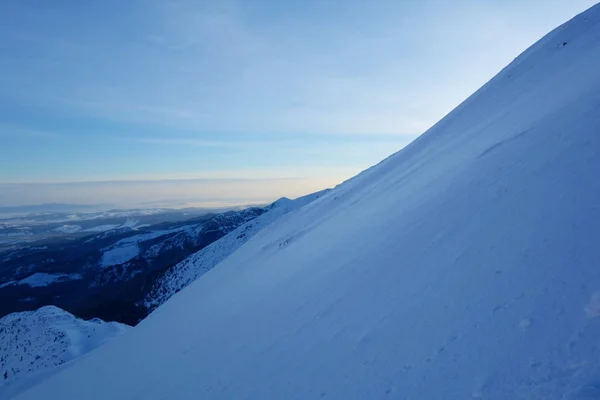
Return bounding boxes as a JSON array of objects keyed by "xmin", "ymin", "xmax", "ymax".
[
  {"xmin": 0, "ymin": 175, "xmax": 343, "ymax": 208},
  {"xmin": 61, "ymin": 98, "xmax": 197, "ymax": 120},
  {"xmin": 129, "ymin": 137, "xmax": 248, "ymax": 148},
  {"xmin": 122, "ymin": 133, "xmax": 416, "ymax": 148},
  {"xmin": 0, "ymin": 125, "xmax": 61, "ymax": 139}
]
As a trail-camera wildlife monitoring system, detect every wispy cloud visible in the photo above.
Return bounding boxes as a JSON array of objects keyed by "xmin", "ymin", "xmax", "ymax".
[
  {"xmin": 127, "ymin": 137, "xmax": 249, "ymax": 148},
  {"xmin": 145, "ymin": 1, "xmax": 266, "ymax": 54},
  {"xmin": 120, "ymin": 133, "xmax": 417, "ymax": 157},
  {"xmin": 5, "ymin": 0, "xmax": 596, "ymax": 135},
  {"xmin": 0, "ymin": 166, "xmax": 363, "ymax": 184},
  {"xmin": 0, "ymin": 125, "xmax": 61, "ymax": 139},
  {"xmin": 74, "ymin": 100, "xmax": 196, "ymax": 119},
  {"xmin": 35, "ymin": 95, "xmax": 200, "ymax": 124},
  {"xmin": 1, "ymin": 0, "xmax": 597, "ymax": 196}
]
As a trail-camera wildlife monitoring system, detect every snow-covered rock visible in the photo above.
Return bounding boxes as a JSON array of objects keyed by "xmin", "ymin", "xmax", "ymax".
[
  {"xmin": 143, "ymin": 190, "xmax": 329, "ymax": 312},
  {"xmin": 0, "ymin": 306, "xmax": 129, "ymax": 394},
  {"xmin": 15, "ymin": 4, "xmax": 600, "ymax": 400}
]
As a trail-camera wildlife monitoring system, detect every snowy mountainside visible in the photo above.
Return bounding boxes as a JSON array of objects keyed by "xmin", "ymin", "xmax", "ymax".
[
  {"xmin": 0, "ymin": 208, "xmax": 213, "ymax": 249},
  {"xmin": 16, "ymin": 4, "xmax": 600, "ymax": 400},
  {"xmin": 143, "ymin": 190, "xmax": 329, "ymax": 312},
  {"xmin": 0, "ymin": 306, "xmax": 129, "ymax": 389},
  {"xmin": 1, "ymin": 207, "xmax": 266, "ymax": 326}
]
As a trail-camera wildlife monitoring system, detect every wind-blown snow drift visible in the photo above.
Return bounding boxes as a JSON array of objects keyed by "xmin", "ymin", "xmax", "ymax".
[{"xmin": 17, "ymin": 5, "xmax": 600, "ymax": 400}]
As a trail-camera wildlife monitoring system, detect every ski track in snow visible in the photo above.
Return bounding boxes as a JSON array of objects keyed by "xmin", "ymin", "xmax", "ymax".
[{"xmin": 15, "ymin": 5, "xmax": 600, "ymax": 400}]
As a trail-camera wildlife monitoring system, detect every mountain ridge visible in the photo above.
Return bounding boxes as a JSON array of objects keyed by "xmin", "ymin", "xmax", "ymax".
[{"xmin": 143, "ymin": 189, "xmax": 330, "ymax": 312}]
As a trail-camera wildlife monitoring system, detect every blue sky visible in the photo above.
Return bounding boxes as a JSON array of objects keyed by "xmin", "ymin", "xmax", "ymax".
[{"xmin": 0, "ymin": 0, "xmax": 596, "ymax": 208}]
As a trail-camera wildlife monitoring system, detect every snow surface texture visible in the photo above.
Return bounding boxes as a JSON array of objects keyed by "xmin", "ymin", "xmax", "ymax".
[
  {"xmin": 143, "ymin": 190, "xmax": 329, "ymax": 312},
  {"xmin": 0, "ymin": 306, "xmax": 129, "ymax": 396},
  {"xmin": 16, "ymin": 5, "xmax": 600, "ymax": 400}
]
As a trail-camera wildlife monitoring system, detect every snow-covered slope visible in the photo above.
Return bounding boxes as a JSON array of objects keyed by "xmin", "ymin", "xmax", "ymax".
[
  {"xmin": 0, "ymin": 306, "xmax": 129, "ymax": 392},
  {"xmin": 143, "ymin": 190, "xmax": 329, "ymax": 312},
  {"xmin": 16, "ymin": 5, "xmax": 600, "ymax": 400}
]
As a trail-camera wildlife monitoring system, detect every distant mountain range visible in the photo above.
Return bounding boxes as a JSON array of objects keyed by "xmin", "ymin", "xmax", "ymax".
[
  {"xmin": 0, "ymin": 203, "xmax": 106, "ymax": 216},
  {"xmin": 0, "ymin": 191, "xmax": 329, "ymax": 392},
  {"xmin": 0, "ymin": 192, "xmax": 327, "ymax": 326},
  {"xmin": 0, "ymin": 207, "xmax": 264, "ymax": 325}
]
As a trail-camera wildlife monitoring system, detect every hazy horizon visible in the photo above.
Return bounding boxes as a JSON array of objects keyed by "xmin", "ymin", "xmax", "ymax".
[{"xmin": 0, "ymin": 176, "xmax": 345, "ymax": 210}]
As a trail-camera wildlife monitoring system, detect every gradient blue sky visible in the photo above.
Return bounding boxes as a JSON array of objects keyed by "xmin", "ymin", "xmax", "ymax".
[{"xmin": 0, "ymin": 0, "xmax": 596, "ymax": 208}]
